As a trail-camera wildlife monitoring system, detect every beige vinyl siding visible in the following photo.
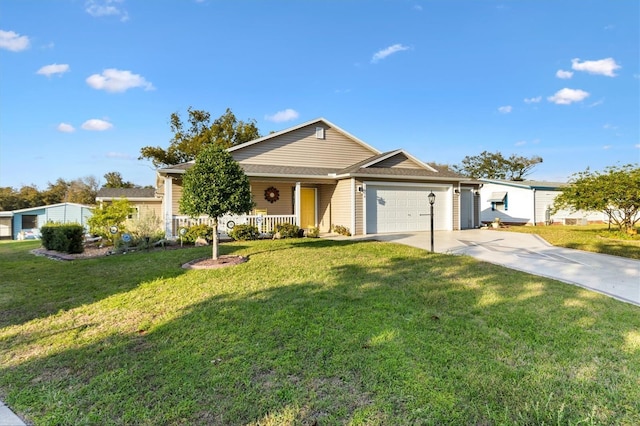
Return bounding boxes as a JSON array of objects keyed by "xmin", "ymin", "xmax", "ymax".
[
  {"xmin": 136, "ymin": 201, "xmax": 162, "ymax": 220},
  {"xmin": 373, "ymin": 154, "xmax": 422, "ymax": 169},
  {"xmin": 171, "ymin": 179, "xmax": 183, "ymax": 215},
  {"xmin": 317, "ymin": 184, "xmax": 335, "ymax": 233},
  {"xmin": 232, "ymin": 123, "xmax": 376, "ymax": 169},
  {"xmin": 331, "ymin": 179, "xmax": 352, "ymax": 232},
  {"xmin": 250, "ymin": 181, "xmax": 294, "ymax": 215}
]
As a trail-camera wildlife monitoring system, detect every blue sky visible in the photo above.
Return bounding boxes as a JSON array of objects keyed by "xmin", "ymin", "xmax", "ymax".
[{"xmin": 1, "ymin": 0, "xmax": 638, "ymax": 189}]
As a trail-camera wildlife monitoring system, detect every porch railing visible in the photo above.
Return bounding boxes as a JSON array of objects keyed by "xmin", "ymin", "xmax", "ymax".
[{"xmin": 172, "ymin": 214, "xmax": 297, "ymax": 236}]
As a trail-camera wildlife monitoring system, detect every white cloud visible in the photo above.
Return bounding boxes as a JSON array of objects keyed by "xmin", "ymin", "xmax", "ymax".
[
  {"xmin": 37, "ymin": 63, "xmax": 70, "ymax": 77},
  {"xmin": 413, "ymin": 5, "xmax": 423, "ymax": 11},
  {"xmin": 85, "ymin": 0, "xmax": 129, "ymax": 21},
  {"xmin": 498, "ymin": 105, "xmax": 512, "ymax": 114},
  {"xmin": 515, "ymin": 140, "xmax": 526, "ymax": 146},
  {"xmin": 635, "ymin": 144, "xmax": 640, "ymax": 149},
  {"xmin": 57, "ymin": 123, "xmax": 75, "ymax": 133},
  {"xmin": 265, "ymin": 108, "xmax": 300, "ymax": 123},
  {"xmin": 602, "ymin": 145, "xmax": 612, "ymax": 150},
  {"xmin": 547, "ymin": 88, "xmax": 590, "ymax": 105},
  {"xmin": 556, "ymin": 69, "xmax": 573, "ymax": 79},
  {"xmin": 524, "ymin": 96, "xmax": 542, "ymax": 104},
  {"xmin": 371, "ymin": 44, "xmax": 410, "ymax": 63},
  {"xmin": 571, "ymin": 57, "xmax": 620, "ymax": 77},
  {"xmin": 588, "ymin": 99, "xmax": 604, "ymax": 108},
  {"xmin": 86, "ymin": 68, "xmax": 154, "ymax": 93},
  {"xmin": 603, "ymin": 123, "xmax": 618, "ymax": 130},
  {"xmin": 81, "ymin": 119, "xmax": 113, "ymax": 131},
  {"xmin": 0, "ymin": 29, "xmax": 30, "ymax": 52}
]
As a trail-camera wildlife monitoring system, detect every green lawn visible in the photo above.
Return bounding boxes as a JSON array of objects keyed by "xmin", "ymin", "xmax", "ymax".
[
  {"xmin": 501, "ymin": 224, "xmax": 640, "ymax": 259},
  {"xmin": 1, "ymin": 239, "xmax": 639, "ymax": 425}
]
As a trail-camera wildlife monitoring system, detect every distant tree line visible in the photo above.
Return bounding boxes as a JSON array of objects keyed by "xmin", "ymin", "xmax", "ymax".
[{"xmin": 0, "ymin": 172, "xmax": 145, "ymax": 211}]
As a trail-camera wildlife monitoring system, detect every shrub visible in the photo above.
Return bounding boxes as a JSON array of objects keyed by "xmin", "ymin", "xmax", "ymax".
[
  {"xmin": 41, "ymin": 223, "xmax": 85, "ymax": 254},
  {"xmin": 274, "ymin": 222, "xmax": 301, "ymax": 239},
  {"xmin": 332, "ymin": 225, "xmax": 351, "ymax": 236},
  {"xmin": 307, "ymin": 226, "xmax": 320, "ymax": 238},
  {"xmin": 228, "ymin": 224, "xmax": 260, "ymax": 241},
  {"xmin": 183, "ymin": 224, "xmax": 213, "ymax": 244},
  {"xmin": 130, "ymin": 231, "xmax": 166, "ymax": 250},
  {"xmin": 87, "ymin": 199, "xmax": 133, "ymax": 245}
]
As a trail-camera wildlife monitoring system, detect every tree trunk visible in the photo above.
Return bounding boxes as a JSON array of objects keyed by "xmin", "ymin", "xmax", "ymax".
[{"xmin": 212, "ymin": 218, "xmax": 219, "ymax": 260}]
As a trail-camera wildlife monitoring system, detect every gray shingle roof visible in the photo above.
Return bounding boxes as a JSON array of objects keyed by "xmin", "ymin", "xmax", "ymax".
[{"xmin": 96, "ymin": 188, "xmax": 157, "ymax": 198}]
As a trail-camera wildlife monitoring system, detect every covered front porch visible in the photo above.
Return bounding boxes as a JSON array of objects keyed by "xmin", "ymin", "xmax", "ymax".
[
  {"xmin": 171, "ymin": 213, "xmax": 297, "ymax": 237},
  {"xmin": 163, "ymin": 178, "xmax": 340, "ymax": 238}
]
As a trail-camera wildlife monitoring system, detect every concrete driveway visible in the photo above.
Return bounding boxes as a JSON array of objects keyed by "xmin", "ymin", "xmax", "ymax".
[{"xmin": 370, "ymin": 229, "xmax": 640, "ymax": 306}]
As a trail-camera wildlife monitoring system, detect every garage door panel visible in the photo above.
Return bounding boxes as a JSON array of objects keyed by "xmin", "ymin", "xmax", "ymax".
[{"xmin": 366, "ymin": 185, "xmax": 450, "ymax": 234}]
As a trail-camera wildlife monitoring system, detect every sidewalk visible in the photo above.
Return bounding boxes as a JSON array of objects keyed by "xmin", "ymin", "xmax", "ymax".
[{"xmin": 0, "ymin": 399, "xmax": 25, "ymax": 426}]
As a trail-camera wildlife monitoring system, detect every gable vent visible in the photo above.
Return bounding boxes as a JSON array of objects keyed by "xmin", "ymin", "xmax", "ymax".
[{"xmin": 315, "ymin": 127, "xmax": 325, "ymax": 139}]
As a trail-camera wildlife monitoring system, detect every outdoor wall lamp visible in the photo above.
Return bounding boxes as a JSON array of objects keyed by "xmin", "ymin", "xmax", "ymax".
[{"xmin": 428, "ymin": 191, "xmax": 435, "ymax": 252}]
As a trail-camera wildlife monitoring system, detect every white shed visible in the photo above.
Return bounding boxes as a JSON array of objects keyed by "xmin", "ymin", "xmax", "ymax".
[{"xmin": 479, "ymin": 179, "xmax": 608, "ymax": 226}]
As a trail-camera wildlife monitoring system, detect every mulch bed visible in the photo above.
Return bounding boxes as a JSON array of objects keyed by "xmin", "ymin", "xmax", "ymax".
[
  {"xmin": 31, "ymin": 244, "xmax": 248, "ymax": 270},
  {"xmin": 181, "ymin": 255, "xmax": 248, "ymax": 269}
]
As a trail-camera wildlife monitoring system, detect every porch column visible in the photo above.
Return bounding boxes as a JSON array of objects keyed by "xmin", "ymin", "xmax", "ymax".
[
  {"xmin": 164, "ymin": 176, "xmax": 173, "ymax": 238},
  {"xmin": 295, "ymin": 181, "xmax": 301, "ymax": 226},
  {"xmin": 351, "ymin": 178, "xmax": 356, "ymax": 236}
]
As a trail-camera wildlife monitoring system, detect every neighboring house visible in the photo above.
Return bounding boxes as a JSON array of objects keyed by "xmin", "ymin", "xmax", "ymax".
[
  {"xmin": 479, "ymin": 179, "xmax": 608, "ymax": 226},
  {"xmin": 7, "ymin": 203, "xmax": 93, "ymax": 240},
  {"xmin": 157, "ymin": 118, "xmax": 480, "ymax": 237},
  {"xmin": 95, "ymin": 187, "xmax": 162, "ymax": 222},
  {"xmin": 0, "ymin": 211, "xmax": 12, "ymax": 240}
]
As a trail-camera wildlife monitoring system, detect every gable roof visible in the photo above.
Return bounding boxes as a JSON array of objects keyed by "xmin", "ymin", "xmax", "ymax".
[
  {"xmin": 10, "ymin": 202, "xmax": 93, "ymax": 214},
  {"xmin": 96, "ymin": 187, "xmax": 158, "ymax": 200},
  {"xmin": 156, "ymin": 119, "xmax": 471, "ymax": 183},
  {"xmin": 228, "ymin": 117, "xmax": 381, "ymax": 155}
]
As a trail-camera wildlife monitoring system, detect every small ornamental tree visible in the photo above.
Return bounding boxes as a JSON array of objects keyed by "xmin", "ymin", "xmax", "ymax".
[
  {"xmin": 553, "ymin": 164, "xmax": 640, "ymax": 232},
  {"xmin": 87, "ymin": 198, "xmax": 133, "ymax": 244},
  {"xmin": 179, "ymin": 144, "xmax": 254, "ymax": 259}
]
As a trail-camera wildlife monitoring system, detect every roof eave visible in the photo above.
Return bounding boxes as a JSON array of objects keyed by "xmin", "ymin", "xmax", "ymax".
[
  {"xmin": 246, "ymin": 172, "xmax": 338, "ymax": 180},
  {"xmin": 336, "ymin": 172, "xmax": 468, "ymax": 182}
]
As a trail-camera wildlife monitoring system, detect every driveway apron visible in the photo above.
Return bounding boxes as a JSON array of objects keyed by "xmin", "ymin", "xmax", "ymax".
[{"xmin": 371, "ymin": 229, "xmax": 640, "ymax": 306}]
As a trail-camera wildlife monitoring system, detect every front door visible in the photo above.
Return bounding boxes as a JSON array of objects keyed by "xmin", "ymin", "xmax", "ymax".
[{"xmin": 300, "ymin": 188, "xmax": 316, "ymax": 229}]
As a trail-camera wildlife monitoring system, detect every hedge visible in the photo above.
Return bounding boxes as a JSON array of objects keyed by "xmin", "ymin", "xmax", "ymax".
[{"xmin": 41, "ymin": 223, "xmax": 85, "ymax": 254}]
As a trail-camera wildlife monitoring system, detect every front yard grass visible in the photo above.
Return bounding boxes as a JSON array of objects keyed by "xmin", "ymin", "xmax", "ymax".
[
  {"xmin": 502, "ymin": 224, "xmax": 640, "ymax": 259},
  {"xmin": 1, "ymin": 239, "xmax": 639, "ymax": 425}
]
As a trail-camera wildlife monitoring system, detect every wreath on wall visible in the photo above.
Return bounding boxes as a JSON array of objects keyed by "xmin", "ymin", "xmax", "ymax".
[{"xmin": 264, "ymin": 186, "xmax": 280, "ymax": 203}]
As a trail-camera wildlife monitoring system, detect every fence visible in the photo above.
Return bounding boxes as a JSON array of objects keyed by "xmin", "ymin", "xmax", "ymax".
[{"xmin": 172, "ymin": 214, "xmax": 297, "ymax": 236}]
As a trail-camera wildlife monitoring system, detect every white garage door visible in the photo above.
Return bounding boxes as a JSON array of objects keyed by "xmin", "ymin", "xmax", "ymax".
[{"xmin": 365, "ymin": 185, "xmax": 451, "ymax": 234}]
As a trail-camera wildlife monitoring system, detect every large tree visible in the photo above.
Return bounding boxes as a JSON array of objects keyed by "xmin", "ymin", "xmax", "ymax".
[
  {"xmin": 179, "ymin": 144, "xmax": 254, "ymax": 260},
  {"xmin": 103, "ymin": 171, "xmax": 135, "ymax": 188},
  {"xmin": 453, "ymin": 151, "xmax": 543, "ymax": 180},
  {"xmin": 553, "ymin": 164, "xmax": 640, "ymax": 232},
  {"xmin": 139, "ymin": 107, "xmax": 261, "ymax": 168},
  {"xmin": 42, "ymin": 176, "xmax": 99, "ymax": 205}
]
